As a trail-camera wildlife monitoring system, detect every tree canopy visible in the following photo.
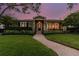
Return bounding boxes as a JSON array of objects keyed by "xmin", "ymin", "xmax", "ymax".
[
  {"xmin": 0, "ymin": 15, "xmax": 17, "ymax": 26},
  {"xmin": 0, "ymin": 3, "xmax": 41, "ymax": 17},
  {"xmin": 63, "ymin": 12, "xmax": 79, "ymax": 26}
]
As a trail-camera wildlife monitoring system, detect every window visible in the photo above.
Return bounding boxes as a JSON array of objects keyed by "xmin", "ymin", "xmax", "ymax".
[
  {"xmin": 47, "ymin": 22, "xmax": 60, "ymax": 30},
  {"xmin": 54, "ymin": 23, "xmax": 59, "ymax": 29},
  {"xmin": 28, "ymin": 22, "xmax": 32, "ymax": 27},
  {"xmin": 20, "ymin": 22, "xmax": 25, "ymax": 27},
  {"xmin": 48, "ymin": 22, "xmax": 52, "ymax": 30}
]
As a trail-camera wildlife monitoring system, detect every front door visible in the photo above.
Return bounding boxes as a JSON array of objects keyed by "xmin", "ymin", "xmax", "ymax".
[{"xmin": 35, "ymin": 20, "xmax": 44, "ymax": 34}]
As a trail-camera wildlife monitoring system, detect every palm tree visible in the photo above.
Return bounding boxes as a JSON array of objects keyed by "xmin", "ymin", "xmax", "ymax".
[{"xmin": 0, "ymin": 3, "xmax": 41, "ymax": 17}]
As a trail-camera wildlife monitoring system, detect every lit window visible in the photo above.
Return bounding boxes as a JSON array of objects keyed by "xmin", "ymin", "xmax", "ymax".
[{"xmin": 54, "ymin": 23, "xmax": 59, "ymax": 29}]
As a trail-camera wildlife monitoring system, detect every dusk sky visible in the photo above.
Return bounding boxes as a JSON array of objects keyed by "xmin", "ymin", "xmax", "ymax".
[{"xmin": 4, "ymin": 3, "xmax": 79, "ymax": 20}]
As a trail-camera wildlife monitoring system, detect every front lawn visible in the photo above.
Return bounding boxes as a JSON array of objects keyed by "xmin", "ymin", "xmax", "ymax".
[
  {"xmin": 0, "ymin": 35, "xmax": 57, "ymax": 56},
  {"xmin": 46, "ymin": 34, "xmax": 79, "ymax": 49}
]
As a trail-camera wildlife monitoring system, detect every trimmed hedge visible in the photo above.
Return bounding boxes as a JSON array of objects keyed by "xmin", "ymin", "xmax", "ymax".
[
  {"xmin": 2, "ymin": 30, "xmax": 34, "ymax": 35},
  {"xmin": 5, "ymin": 27, "xmax": 32, "ymax": 30},
  {"xmin": 43, "ymin": 30, "xmax": 64, "ymax": 35}
]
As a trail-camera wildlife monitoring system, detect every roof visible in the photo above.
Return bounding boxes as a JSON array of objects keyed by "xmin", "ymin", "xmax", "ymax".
[
  {"xmin": 16, "ymin": 19, "xmax": 63, "ymax": 22},
  {"xmin": 33, "ymin": 15, "xmax": 46, "ymax": 19},
  {"xmin": 46, "ymin": 19, "xmax": 63, "ymax": 22},
  {"xmin": 16, "ymin": 16, "xmax": 63, "ymax": 22},
  {"xmin": 16, "ymin": 19, "xmax": 33, "ymax": 22}
]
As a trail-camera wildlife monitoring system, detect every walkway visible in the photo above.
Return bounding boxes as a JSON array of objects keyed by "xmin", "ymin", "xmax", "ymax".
[{"xmin": 33, "ymin": 34, "xmax": 79, "ymax": 56}]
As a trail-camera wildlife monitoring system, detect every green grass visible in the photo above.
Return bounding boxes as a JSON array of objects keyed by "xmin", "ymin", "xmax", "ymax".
[
  {"xmin": 46, "ymin": 34, "xmax": 79, "ymax": 49},
  {"xmin": 0, "ymin": 35, "xmax": 57, "ymax": 56}
]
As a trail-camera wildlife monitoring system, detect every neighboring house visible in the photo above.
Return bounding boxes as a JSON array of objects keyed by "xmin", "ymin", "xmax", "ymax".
[{"xmin": 15, "ymin": 15, "xmax": 63, "ymax": 33}]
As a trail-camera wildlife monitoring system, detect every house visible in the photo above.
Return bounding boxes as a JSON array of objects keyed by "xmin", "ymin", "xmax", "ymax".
[{"xmin": 17, "ymin": 15, "xmax": 63, "ymax": 33}]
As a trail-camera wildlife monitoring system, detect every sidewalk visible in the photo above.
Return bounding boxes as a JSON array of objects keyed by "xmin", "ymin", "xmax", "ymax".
[{"xmin": 33, "ymin": 34, "xmax": 79, "ymax": 56}]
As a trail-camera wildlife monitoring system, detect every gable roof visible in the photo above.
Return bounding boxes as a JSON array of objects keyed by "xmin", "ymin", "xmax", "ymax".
[{"xmin": 33, "ymin": 15, "xmax": 46, "ymax": 19}]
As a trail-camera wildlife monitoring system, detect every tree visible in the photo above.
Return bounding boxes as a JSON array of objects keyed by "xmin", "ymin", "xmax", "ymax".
[
  {"xmin": 62, "ymin": 12, "xmax": 79, "ymax": 32},
  {"xmin": 0, "ymin": 15, "xmax": 17, "ymax": 28},
  {"xmin": 0, "ymin": 3, "xmax": 41, "ymax": 17},
  {"xmin": 63, "ymin": 12, "xmax": 79, "ymax": 27}
]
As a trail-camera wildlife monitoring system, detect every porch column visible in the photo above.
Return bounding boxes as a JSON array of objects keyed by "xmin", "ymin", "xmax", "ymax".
[
  {"xmin": 27, "ymin": 21, "xmax": 28, "ymax": 29},
  {"xmin": 33, "ymin": 20, "xmax": 35, "ymax": 33},
  {"xmin": 45, "ymin": 21, "xmax": 48, "ymax": 31},
  {"xmin": 44, "ymin": 20, "xmax": 46, "ymax": 32}
]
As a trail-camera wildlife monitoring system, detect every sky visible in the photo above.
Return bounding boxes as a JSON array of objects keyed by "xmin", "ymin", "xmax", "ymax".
[{"xmin": 3, "ymin": 3, "xmax": 79, "ymax": 20}]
